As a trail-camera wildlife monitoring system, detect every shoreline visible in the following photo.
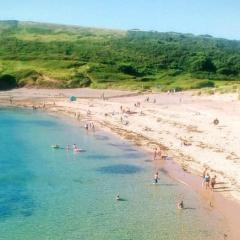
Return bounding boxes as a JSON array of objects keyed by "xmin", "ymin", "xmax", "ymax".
[{"xmin": 1, "ymin": 88, "xmax": 240, "ymax": 239}]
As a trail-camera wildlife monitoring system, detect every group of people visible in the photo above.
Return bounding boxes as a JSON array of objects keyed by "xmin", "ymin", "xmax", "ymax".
[
  {"xmin": 84, "ymin": 121, "xmax": 95, "ymax": 131},
  {"xmin": 134, "ymin": 101, "xmax": 141, "ymax": 107},
  {"xmin": 66, "ymin": 144, "xmax": 84, "ymax": 153},
  {"xmin": 167, "ymin": 89, "xmax": 176, "ymax": 94},
  {"xmin": 202, "ymin": 168, "xmax": 217, "ymax": 191},
  {"xmin": 144, "ymin": 97, "xmax": 157, "ymax": 103}
]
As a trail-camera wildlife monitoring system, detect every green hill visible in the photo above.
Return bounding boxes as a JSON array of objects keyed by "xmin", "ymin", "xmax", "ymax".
[{"xmin": 1, "ymin": 20, "xmax": 240, "ymax": 91}]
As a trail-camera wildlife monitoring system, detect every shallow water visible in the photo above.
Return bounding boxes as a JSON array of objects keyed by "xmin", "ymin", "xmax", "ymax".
[{"xmin": 0, "ymin": 108, "xmax": 225, "ymax": 240}]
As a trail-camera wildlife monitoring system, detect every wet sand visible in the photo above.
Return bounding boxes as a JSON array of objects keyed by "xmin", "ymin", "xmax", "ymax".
[{"xmin": 0, "ymin": 87, "xmax": 240, "ymax": 239}]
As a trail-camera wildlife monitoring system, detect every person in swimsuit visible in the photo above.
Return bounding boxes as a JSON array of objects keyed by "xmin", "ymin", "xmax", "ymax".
[
  {"xmin": 157, "ymin": 147, "xmax": 162, "ymax": 159},
  {"xmin": 177, "ymin": 200, "xmax": 184, "ymax": 209},
  {"xmin": 210, "ymin": 175, "xmax": 217, "ymax": 191},
  {"xmin": 202, "ymin": 168, "xmax": 208, "ymax": 187},
  {"xmin": 154, "ymin": 172, "xmax": 159, "ymax": 184},
  {"xmin": 116, "ymin": 194, "xmax": 120, "ymax": 201},
  {"xmin": 153, "ymin": 148, "xmax": 157, "ymax": 160},
  {"xmin": 204, "ymin": 173, "xmax": 210, "ymax": 190},
  {"xmin": 66, "ymin": 145, "xmax": 71, "ymax": 151}
]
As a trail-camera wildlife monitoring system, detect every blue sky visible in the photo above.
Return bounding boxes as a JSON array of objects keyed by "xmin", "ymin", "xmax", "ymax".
[{"xmin": 0, "ymin": 0, "xmax": 239, "ymax": 39}]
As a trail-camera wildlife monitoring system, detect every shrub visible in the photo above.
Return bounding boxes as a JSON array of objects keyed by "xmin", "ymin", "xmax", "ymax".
[
  {"xmin": 64, "ymin": 73, "xmax": 91, "ymax": 88},
  {"xmin": 0, "ymin": 74, "xmax": 17, "ymax": 90},
  {"xmin": 191, "ymin": 80, "xmax": 215, "ymax": 89},
  {"xmin": 118, "ymin": 64, "xmax": 141, "ymax": 76}
]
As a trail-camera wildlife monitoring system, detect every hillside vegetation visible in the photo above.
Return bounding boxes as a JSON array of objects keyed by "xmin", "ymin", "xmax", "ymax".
[{"xmin": 1, "ymin": 20, "xmax": 240, "ymax": 91}]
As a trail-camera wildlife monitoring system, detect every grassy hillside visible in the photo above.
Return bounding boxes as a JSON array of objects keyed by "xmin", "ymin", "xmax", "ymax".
[{"xmin": 1, "ymin": 20, "xmax": 240, "ymax": 91}]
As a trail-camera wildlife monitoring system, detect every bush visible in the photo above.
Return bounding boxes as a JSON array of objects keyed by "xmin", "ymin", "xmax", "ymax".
[
  {"xmin": 118, "ymin": 64, "xmax": 141, "ymax": 76},
  {"xmin": 0, "ymin": 74, "xmax": 17, "ymax": 90},
  {"xmin": 191, "ymin": 80, "xmax": 215, "ymax": 89},
  {"xmin": 64, "ymin": 73, "xmax": 91, "ymax": 88}
]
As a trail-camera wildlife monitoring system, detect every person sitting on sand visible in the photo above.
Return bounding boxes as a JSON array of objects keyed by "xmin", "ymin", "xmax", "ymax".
[
  {"xmin": 154, "ymin": 172, "xmax": 159, "ymax": 184},
  {"xmin": 210, "ymin": 175, "xmax": 217, "ymax": 191},
  {"xmin": 177, "ymin": 200, "xmax": 184, "ymax": 209}
]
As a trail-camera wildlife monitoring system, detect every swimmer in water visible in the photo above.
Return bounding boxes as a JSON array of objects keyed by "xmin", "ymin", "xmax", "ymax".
[
  {"xmin": 154, "ymin": 172, "xmax": 159, "ymax": 184},
  {"xmin": 116, "ymin": 194, "xmax": 120, "ymax": 201},
  {"xmin": 73, "ymin": 144, "xmax": 77, "ymax": 150},
  {"xmin": 177, "ymin": 200, "xmax": 184, "ymax": 209},
  {"xmin": 66, "ymin": 145, "xmax": 71, "ymax": 151}
]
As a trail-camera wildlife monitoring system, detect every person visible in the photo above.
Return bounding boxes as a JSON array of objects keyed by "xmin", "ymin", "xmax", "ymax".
[
  {"xmin": 116, "ymin": 194, "xmax": 120, "ymax": 201},
  {"xmin": 66, "ymin": 144, "xmax": 71, "ymax": 151},
  {"xmin": 202, "ymin": 168, "xmax": 207, "ymax": 177},
  {"xmin": 9, "ymin": 96, "xmax": 13, "ymax": 104},
  {"xmin": 51, "ymin": 144, "xmax": 60, "ymax": 149},
  {"xmin": 210, "ymin": 175, "xmax": 217, "ymax": 191},
  {"xmin": 204, "ymin": 173, "xmax": 210, "ymax": 190},
  {"xmin": 202, "ymin": 168, "xmax": 208, "ymax": 187},
  {"xmin": 73, "ymin": 144, "xmax": 77, "ymax": 150},
  {"xmin": 157, "ymin": 147, "xmax": 162, "ymax": 159},
  {"xmin": 177, "ymin": 200, "xmax": 184, "ymax": 209},
  {"xmin": 154, "ymin": 172, "xmax": 159, "ymax": 184},
  {"xmin": 153, "ymin": 148, "xmax": 157, "ymax": 160},
  {"xmin": 84, "ymin": 123, "xmax": 89, "ymax": 130}
]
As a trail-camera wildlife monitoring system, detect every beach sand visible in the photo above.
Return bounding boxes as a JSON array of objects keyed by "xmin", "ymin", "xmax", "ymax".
[{"xmin": 1, "ymin": 87, "xmax": 240, "ymax": 239}]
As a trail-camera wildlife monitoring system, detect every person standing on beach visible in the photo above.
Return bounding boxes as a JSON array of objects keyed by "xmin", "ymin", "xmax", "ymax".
[
  {"xmin": 210, "ymin": 175, "xmax": 217, "ymax": 191},
  {"xmin": 153, "ymin": 148, "xmax": 157, "ymax": 160},
  {"xmin": 204, "ymin": 173, "xmax": 210, "ymax": 190},
  {"xmin": 157, "ymin": 147, "xmax": 162, "ymax": 159},
  {"xmin": 202, "ymin": 168, "xmax": 207, "ymax": 187},
  {"xmin": 154, "ymin": 172, "xmax": 159, "ymax": 184}
]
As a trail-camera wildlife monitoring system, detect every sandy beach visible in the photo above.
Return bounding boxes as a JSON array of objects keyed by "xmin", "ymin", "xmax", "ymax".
[{"xmin": 1, "ymin": 87, "xmax": 240, "ymax": 239}]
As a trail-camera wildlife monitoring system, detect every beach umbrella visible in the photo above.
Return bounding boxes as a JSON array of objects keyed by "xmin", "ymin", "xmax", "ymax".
[{"xmin": 69, "ymin": 96, "xmax": 77, "ymax": 102}]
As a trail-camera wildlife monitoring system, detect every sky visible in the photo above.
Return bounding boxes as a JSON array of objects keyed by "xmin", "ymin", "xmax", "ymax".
[{"xmin": 0, "ymin": 0, "xmax": 240, "ymax": 40}]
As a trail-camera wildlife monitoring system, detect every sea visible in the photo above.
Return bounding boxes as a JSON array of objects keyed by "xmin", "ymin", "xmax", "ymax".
[{"xmin": 0, "ymin": 108, "xmax": 225, "ymax": 240}]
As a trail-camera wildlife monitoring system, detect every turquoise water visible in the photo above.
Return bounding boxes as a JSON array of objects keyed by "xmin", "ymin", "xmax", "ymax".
[{"xmin": 0, "ymin": 108, "xmax": 225, "ymax": 240}]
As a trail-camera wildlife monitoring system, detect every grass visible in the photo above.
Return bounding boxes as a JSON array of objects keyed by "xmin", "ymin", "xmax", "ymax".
[{"xmin": 1, "ymin": 20, "xmax": 240, "ymax": 91}]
